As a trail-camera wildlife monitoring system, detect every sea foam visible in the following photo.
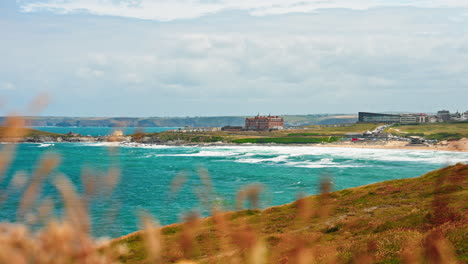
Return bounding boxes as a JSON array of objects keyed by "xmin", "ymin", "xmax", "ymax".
[{"xmin": 82, "ymin": 143, "xmax": 468, "ymax": 166}]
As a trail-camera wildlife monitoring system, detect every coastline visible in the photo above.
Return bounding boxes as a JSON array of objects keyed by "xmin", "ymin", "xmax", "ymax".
[
  {"xmin": 12, "ymin": 138, "xmax": 468, "ymax": 153},
  {"xmin": 317, "ymin": 139, "xmax": 468, "ymax": 152},
  {"xmin": 117, "ymin": 139, "xmax": 468, "ymax": 153}
]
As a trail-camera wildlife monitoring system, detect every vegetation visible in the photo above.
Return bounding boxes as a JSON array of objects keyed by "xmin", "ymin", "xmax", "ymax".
[
  {"xmin": 387, "ymin": 123, "xmax": 468, "ymax": 135},
  {"xmin": 426, "ymin": 133, "xmax": 465, "ymax": 141},
  {"xmin": 154, "ymin": 132, "xmax": 225, "ymax": 143},
  {"xmin": 387, "ymin": 123, "xmax": 468, "ymax": 141},
  {"xmin": 306, "ymin": 123, "xmax": 382, "ymax": 135},
  {"xmin": 113, "ymin": 163, "xmax": 468, "ymax": 263},
  {"xmin": 287, "ymin": 132, "xmax": 322, "ymax": 136},
  {"xmin": 132, "ymin": 124, "xmax": 376, "ymax": 145},
  {"xmin": 232, "ymin": 136, "xmax": 341, "ymax": 144},
  {"xmin": 0, "ymin": 126, "xmax": 63, "ymax": 138}
]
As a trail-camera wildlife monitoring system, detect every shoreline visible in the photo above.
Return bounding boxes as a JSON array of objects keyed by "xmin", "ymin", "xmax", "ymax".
[
  {"xmin": 316, "ymin": 139, "xmax": 468, "ymax": 152},
  {"xmin": 116, "ymin": 139, "xmax": 468, "ymax": 152},
  {"xmin": 7, "ymin": 138, "xmax": 468, "ymax": 152}
]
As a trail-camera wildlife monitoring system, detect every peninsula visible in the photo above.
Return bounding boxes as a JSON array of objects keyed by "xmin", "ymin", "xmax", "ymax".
[{"xmin": 1, "ymin": 122, "xmax": 467, "ymax": 152}]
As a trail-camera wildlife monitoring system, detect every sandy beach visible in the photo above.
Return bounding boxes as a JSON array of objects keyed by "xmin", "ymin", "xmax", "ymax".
[
  {"xmin": 118, "ymin": 138, "xmax": 468, "ymax": 153},
  {"xmin": 321, "ymin": 138, "xmax": 468, "ymax": 152}
]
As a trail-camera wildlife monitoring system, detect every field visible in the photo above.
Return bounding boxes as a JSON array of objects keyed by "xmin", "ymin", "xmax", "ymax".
[
  {"xmin": 114, "ymin": 163, "xmax": 468, "ymax": 263},
  {"xmin": 136, "ymin": 123, "xmax": 384, "ymax": 144},
  {"xmin": 231, "ymin": 136, "xmax": 341, "ymax": 144},
  {"xmin": 386, "ymin": 123, "xmax": 468, "ymax": 140},
  {"xmin": 305, "ymin": 123, "xmax": 382, "ymax": 135}
]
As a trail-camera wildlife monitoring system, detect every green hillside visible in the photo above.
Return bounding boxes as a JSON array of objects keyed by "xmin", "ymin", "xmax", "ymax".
[
  {"xmin": 386, "ymin": 123, "xmax": 468, "ymax": 140},
  {"xmin": 0, "ymin": 127, "xmax": 63, "ymax": 138},
  {"xmin": 113, "ymin": 164, "xmax": 467, "ymax": 263}
]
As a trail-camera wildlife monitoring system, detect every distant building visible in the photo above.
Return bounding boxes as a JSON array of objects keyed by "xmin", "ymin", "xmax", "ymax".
[
  {"xmin": 399, "ymin": 114, "xmax": 418, "ymax": 124},
  {"xmin": 428, "ymin": 116, "xmax": 438, "ymax": 123},
  {"xmin": 463, "ymin": 111, "xmax": 468, "ymax": 121},
  {"xmin": 245, "ymin": 115, "xmax": 284, "ymax": 131},
  {"xmin": 359, "ymin": 111, "xmax": 466, "ymax": 124},
  {"xmin": 451, "ymin": 112, "xmax": 463, "ymax": 122},
  {"xmin": 358, "ymin": 112, "xmax": 400, "ymax": 123},
  {"xmin": 400, "ymin": 113, "xmax": 428, "ymax": 124},
  {"xmin": 437, "ymin": 110, "xmax": 450, "ymax": 122},
  {"xmin": 221, "ymin": 126, "xmax": 243, "ymax": 131}
]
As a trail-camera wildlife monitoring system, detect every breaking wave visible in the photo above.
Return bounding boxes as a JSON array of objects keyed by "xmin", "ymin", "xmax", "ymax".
[
  {"xmin": 81, "ymin": 143, "xmax": 468, "ymax": 167},
  {"xmin": 37, "ymin": 143, "xmax": 54, "ymax": 148}
]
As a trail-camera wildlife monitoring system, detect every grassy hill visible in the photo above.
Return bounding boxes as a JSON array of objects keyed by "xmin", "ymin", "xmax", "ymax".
[
  {"xmin": 113, "ymin": 163, "xmax": 467, "ymax": 263},
  {"xmin": 0, "ymin": 127, "xmax": 63, "ymax": 138},
  {"xmin": 386, "ymin": 123, "xmax": 468, "ymax": 140},
  {"xmin": 134, "ymin": 123, "xmax": 382, "ymax": 144},
  {"xmin": 305, "ymin": 123, "xmax": 381, "ymax": 135}
]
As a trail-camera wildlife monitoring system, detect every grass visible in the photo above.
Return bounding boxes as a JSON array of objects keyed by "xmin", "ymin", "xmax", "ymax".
[
  {"xmin": 387, "ymin": 123, "xmax": 468, "ymax": 134},
  {"xmin": 0, "ymin": 126, "xmax": 63, "ymax": 138},
  {"xmin": 231, "ymin": 136, "xmax": 341, "ymax": 144},
  {"xmin": 134, "ymin": 122, "xmax": 468, "ymax": 144},
  {"xmin": 133, "ymin": 130, "xmax": 343, "ymax": 144},
  {"xmin": 113, "ymin": 163, "xmax": 468, "ymax": 264},
  {"xmin": 287, "ymin": 132, "xmax": 322, "ymax": 136},
  {"xmin": 386, "ymin": 123, "xmax": 468, "ymax": 141},
  {"xmin": 305, "ymin": 123, "xmax": 383, "ymax": 135},
  {"xmin": 134, "ymin": 131, "xmax": 227, "ymax": 143}
]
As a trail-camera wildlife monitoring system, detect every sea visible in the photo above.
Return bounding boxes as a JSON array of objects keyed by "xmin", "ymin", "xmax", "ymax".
[
  {"xmin": 29, "ymin": 126, "xmax": 179, "ymax": 136},
  {"xmin": 1, "ymin": 127, "xmax": 467, "ymax": 238}
]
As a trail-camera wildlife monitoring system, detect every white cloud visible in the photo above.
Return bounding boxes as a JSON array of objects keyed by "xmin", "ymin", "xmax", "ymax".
[
  {"xmin": 0, "ymin": 82, "xmax": 16, "ymax": 91},
  {"xmin": 77, "ymin": 67, "xmax": 105, "ymax": 78},
  {"xmin": 19, "ymin": 0, "xmax": 468, "ymax": 21},
  {"xmin": 3, "ymin": 4, "xmax": 468, "ymax": 115}
]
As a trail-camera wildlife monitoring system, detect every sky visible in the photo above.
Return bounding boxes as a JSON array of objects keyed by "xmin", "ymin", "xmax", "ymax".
[{"xmin": 1, "ymin": 0, "xmax": 468, "ymax": 117}]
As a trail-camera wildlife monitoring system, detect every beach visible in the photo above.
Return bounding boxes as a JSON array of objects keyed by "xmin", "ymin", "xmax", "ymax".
[{"xmin": 321, "ymin": 138, "xmax": 468, "ymax": 152}]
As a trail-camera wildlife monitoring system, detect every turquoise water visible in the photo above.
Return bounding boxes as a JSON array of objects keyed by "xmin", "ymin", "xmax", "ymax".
[
  {"xmin": 29, "ymin": 126, "xmax": 178, "ymax": 136},
  {"xmin": 1, "ymin": 141, "xmax": 467, "ymax": 238}
]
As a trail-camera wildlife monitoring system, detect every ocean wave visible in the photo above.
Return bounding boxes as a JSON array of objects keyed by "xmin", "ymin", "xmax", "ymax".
[
  {"xmin": 120, "ymin": 143, "xmax": 176, "ymax": 149},
  {"xmin": 79, "ymin": 142, "xmax": 121, "ymax": 147},
  {"xmin": 79, "ymin": 143, "xmax": 467, "ymax": 165},
  {"xmin": 156, "ymin": 150, "xmax": 239, "ymax": 157},
  {"xmin": 236, "ymin": 155, "xmax": 366, "ymax": 168},
  {"xmin": 37, "ymin": 143, "xmax": 54, "ymax": 148},
  {"xmin": 200, "ymin": 146, "xmax": 468, "ymax": 165},
  {"xmin": 79, "ymin": 142, "xmax": 176, "ymax": 149},
  {"xmin": 236, "ymin": 155, "xmax": 291, "ymax": 164}
]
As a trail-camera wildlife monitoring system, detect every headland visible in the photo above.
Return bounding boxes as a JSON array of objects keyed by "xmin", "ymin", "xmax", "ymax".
[{"xmin": 3, "ymin": 123, "xmax": 467, "ymax": 152}]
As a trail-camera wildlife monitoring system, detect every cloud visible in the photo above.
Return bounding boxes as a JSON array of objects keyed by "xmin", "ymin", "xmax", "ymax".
[
  {"xmin": 77, "ymin": 67, "xmax": 105, "ymax": 78},
  {"xmin": 3, "ymin": 5, "xmax": 468, "ymax": 115},
  {"xmin": 18, "ymin": 0, "xmax": 468, "ymax": 21},
  {"xmin": 0, "ymin": 82, "xmax": 16, "ymax": 91}
]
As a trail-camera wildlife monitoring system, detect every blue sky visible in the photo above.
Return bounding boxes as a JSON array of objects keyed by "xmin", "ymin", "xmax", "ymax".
[{"xmin": 1, "ymin": 0, "xmax": 468, "ymax": 116}]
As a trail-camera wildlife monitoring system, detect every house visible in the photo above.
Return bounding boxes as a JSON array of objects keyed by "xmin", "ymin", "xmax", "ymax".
[{"xmin": 245, "ymin": 115, "xmax": 284, "ymax": 131}]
